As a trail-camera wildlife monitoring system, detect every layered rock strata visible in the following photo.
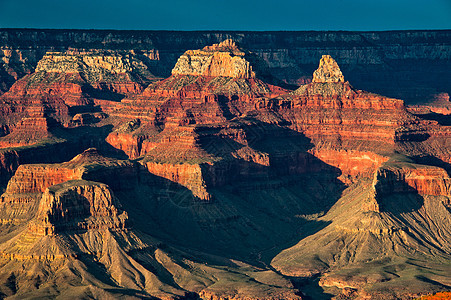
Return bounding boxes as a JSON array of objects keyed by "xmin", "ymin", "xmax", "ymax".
[
  {"xmin": 1, "ymin": 29, "xmax": 450, "ymax": 104},
  {"xmin": 265, "ymin": 55, "xmax": 433, "ymax": 167},
  {"xmin": 172, "ymin": 39, "xmax": 260, "ymax": 78},
  {"xmin": 0, "ymin": 38, "xmax": 449, "ymax": 299},
  {"xmin": 29, "ymin": 180, "xmax": 127, "ymax": 236},
  {"xmin": 374, "ymin": 164, "xmax": 451, "ymax": 198},
  {"xmin": 0, "ymin": 49, "xmax": 157, "ymax": 138},
  {"xmin": 108, "ymin": 46, "xmax": 451, "ymax": 203},
  {"xmin": 0, "ymin": 148, "xmax": 136, "ymax": 223}
]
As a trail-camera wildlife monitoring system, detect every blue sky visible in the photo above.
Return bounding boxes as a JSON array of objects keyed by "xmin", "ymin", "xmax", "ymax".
[{"xmin": 0, "ymin": 0, "xmax": 450, "ymax": 31}]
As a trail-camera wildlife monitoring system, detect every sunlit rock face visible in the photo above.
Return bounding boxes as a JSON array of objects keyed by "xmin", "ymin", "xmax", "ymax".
[
  {"xmin": 0, "ymin": 35, "xmax": 450, "ymax": 300},
  {"xmin": 312, "ymin": 55, "xmax": 344, "ymax": 83},
  {"xmin": 172, "ymin": 39, "xmax": 260, "ymax": 78}
]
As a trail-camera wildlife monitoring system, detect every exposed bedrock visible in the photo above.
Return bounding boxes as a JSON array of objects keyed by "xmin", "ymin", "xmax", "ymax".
[
  {"xmin": 29, "ymin": 180, "xmax": 127, "ymax": 236},
  {"xmin": 1, "ymin": 29, "xmax": 450, "ymax": 104}
]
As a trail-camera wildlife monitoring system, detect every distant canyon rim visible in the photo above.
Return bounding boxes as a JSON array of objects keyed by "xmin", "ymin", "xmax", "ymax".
[{"xmin": 0, "ymin": 30, "xmax": 449, "ymax": 299}]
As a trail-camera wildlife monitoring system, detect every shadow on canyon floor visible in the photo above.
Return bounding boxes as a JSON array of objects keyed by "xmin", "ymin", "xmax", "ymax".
[
  {"xmin": 414, "ymin": 112, "xmax": 451, "ymax": 126},
  {"xmin": 0, "ymin": 120, "xmax": 348, "ymax": 299},
  {"xmin": 110, "ymin": 120, "xmax": 345, "ymax": 271}
]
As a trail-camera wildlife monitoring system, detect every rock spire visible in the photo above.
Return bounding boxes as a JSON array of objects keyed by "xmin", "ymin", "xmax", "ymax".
[{"xmin": 312, "ymin": 55, "xmax": 344, "ymax": 83}]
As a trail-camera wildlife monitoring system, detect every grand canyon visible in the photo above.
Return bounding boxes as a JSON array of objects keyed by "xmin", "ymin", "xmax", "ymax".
[{"xmin": 0, "ymin": 29, "xmax": 450, "ymax": 299}]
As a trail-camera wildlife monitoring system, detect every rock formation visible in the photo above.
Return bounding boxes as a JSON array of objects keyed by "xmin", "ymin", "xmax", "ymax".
[
  {"xmin": 0, "ymin": 148, "xmax": 302, "ymax": 299},
  {"xmin": 172, "ymin": 39, "xmax": 259, "ymax": 78},
  {"xmin": 105, "ymin": 41, "xmax": 292, "ymax": 199},
  {"xmin": 0, "ymin": 49, "xmax": 157, "ymax": 140},
  {"xmin": 29, "ymin": 180, "xmax": 127, "ymax": 236},
  {"xmin": 374, "ymin": 164, "xmax": 451, "ymax": 198},
  {"xmin": 0, "ymin": 115, "xmax": 53, "ymax": 147},
  {"xmin": 0, "ymin": 37, "xmax": 449, "ymax": 299},
  {"xmin": 1, "ymin": 29, "xmax": 450, "ymax": 104},
  {"xmin": 312, "ymin": 55, "xmax": 344, "ymax": 83},
  {"xmin": 35, "ymin": 50, "xmax": 155, "ymax": 96}
]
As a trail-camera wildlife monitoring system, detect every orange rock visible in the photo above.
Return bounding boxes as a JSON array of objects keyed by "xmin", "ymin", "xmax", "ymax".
[
  {"xmin": 270, "ymin": 55, "xmax": 427, "ymax": 152},
  {"xmin": 416, "ymin": 292, "xmax": 451, "ymax": 300},
  {"xmin": 312, "ymin": 55, "xmax": 344, "ymax": 83},
  {"xmin": 374, "ymin": 164, "xmax": 451, "ymax": 197},
  {"xmin": 310, "ymin": 149, "xmax": 389, "ymax": 182},
  {"xmin": 0, "ymin": 116, "xmax": 53, "ymax": 148},
  {"xmin": 145, "ymin": 161, "xmax": 211, "ymax": 200},
  {"xmin": 171, "ymin": 39, "xmax": 258, "ymax": 78},
  {"xmin": 3, "ymin": 164, "xmax": 83, "ymax": 196}
]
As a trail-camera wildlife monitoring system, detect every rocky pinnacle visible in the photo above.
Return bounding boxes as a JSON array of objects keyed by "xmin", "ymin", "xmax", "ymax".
[{"xmin": 312, "ymin": 55, "xmax": 345, "ymax": 83}]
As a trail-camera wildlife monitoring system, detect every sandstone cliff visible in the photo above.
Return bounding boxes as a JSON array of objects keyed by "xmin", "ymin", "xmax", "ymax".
[
  {"xmin": 0, "ymin": 148, "xmax": 303, "ymax": 300},
  {"xmin": 312, "ymin": 55, "xmax": 344, "ymax": 83},
  {"xmin": 0, "ymin": 37, "xmax": 449, "ymax": 299},
  {"xmin": 1, "ymin": 29, "xmax": 450, "ymax": 104},
  {"xmin": 0, "ymin": 49, "xmax": 157, "ymax": 138},
  {"xmin": 374, "ymin": 165, "xmax": 451, "ymax": 196},
  {"xmin": 172, "ymin": 39, "xmax": 260, "ymax": 78},
  {"xmin": 29, "ymin": 180, "xmax": 127, "ymax": 235},
  {"xmin": 271, "ymin": 55, "xmax": 431, "ymax": 158}
]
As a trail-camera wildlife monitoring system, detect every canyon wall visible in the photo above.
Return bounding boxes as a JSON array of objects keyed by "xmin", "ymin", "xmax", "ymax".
[{"xmin": 1, "ymin": 29, "xmax": 450, "ymax": 103}]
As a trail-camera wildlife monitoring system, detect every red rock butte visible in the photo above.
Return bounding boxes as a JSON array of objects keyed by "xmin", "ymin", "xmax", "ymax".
[
  {"xmin": 0, "ymin": 36, "xmax": 449, "ymax": 300},
  {"xmin": 171, "ymin": 39, "xmax": 257, "ymax": 78}
]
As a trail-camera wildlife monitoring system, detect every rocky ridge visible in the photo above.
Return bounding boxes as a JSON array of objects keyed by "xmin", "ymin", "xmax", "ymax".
[
  {"xmin": 29, "ymin": 180, "xmax": 127, "ymax": 236},
  {"xmin": 35, "ymin": 50, "xmax": 155, "ymax": 92},
  {"xmin": 0, "ymin": 38, "xmax": 449, "ymax": 299},
  {"xmin": 1, "ymin": 29, "xmax": 450, "ymax": 105},
  {"xmin": 0, "ymin": 148, "xmax": 302, "ymax": 299},
  {"xmin": 0, "ymin": 49, "xmax": 157, "ymax": 140}
]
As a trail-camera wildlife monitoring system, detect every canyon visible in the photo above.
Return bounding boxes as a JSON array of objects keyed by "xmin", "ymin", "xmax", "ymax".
[
  {"xmin": 0, "ymin": 31, "xmax": 449, "ymax": 299},
  {"xmin": 1, "ymin": 29, "xmax": 450, "ymax": 104}
]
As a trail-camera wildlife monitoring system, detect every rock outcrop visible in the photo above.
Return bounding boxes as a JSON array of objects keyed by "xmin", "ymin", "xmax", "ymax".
[
  {"xmin": 172, "ymin": 39, "xmax": 259, "ymax": 78},
  {"xmin": 105, "ymin": 41, "xmax": 294, "ymax": 199},
  {"xmin": 35, "ymin": 50, "xmax": 154, "ymax": 96},
  {"xmin": 312, "ymin": 55, "xmax": 344, "ymax": 83},
  {"xmin": 269, "ymin": 54, "xmax": 430, "ymax": 157},
  {"xmin": 272, "ymin": 178, "xmax": 451, "ymax": 298},
  {"xmin": 0, "ymin": 148, "xmax": 136, "ymax": 213},
  {"xmin": 29, "ymin": 180, "xmax": 127, "ymax": 235},
  {"xmin": 1, "ymin": 29, "xmax": 450, "ymax": 104},
  {"xmin": 0, "ymin": 115, "xmax": 54, "ymax": 148},
  {"xmin": 0, "ymin": 49, "xmax": 157, "ymax": 138},
  {"xmin": 145, "ymin": 161, "xmax": 211, "ymax": 200},
  {"xmin": 0, "ymin": 148, "xmax": 303, "ymax": 300},
  {"xmin": 0, "ymin": 36, "xmax": 450, "ymax": 300},
  {"xmin": 373, "ymin": 163, "xmax": 451, "ymax": 198}
]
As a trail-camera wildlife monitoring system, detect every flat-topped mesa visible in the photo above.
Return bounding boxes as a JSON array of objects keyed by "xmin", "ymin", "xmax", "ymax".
[
  {"xmin": 34, "ymin": 50, "xmax": 155, "ymax": 94},
  {"xmin": 1, "ymin": 148, "xmax": 134, "ymax": 198},
  {"xmin": 29, "ymin": 180, "xmax": 127, "ymax": 235},
  {"xmin": 312, "ymin": 55, "xmax": 345, "ymax": 83},
  {"xmin": 171, "ymin": 39, "xmax": 257, "ymax": 78},
  {"xmin": 373, "ymin": 164, "xmax": 451, "ymax": 198},
  {"xmin": 0, "ymin": 148, "xmax": 136, "ymax": 228},
  {"xmin": 37, "ymin": 50, "xmax": 134, "ymax": 75},
  {"xmin": 114, "ymin": 41, "xmax": 288, "ymax": 138},
  {"xmin": 0, "ymin": 50, "xmax": 156, "ymax": 128}
]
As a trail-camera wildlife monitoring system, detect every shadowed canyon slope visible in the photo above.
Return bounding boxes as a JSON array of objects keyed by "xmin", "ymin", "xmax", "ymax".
[{"xmin": 0, "ymin": 35, "xmax": 450, "ymax": 299}]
